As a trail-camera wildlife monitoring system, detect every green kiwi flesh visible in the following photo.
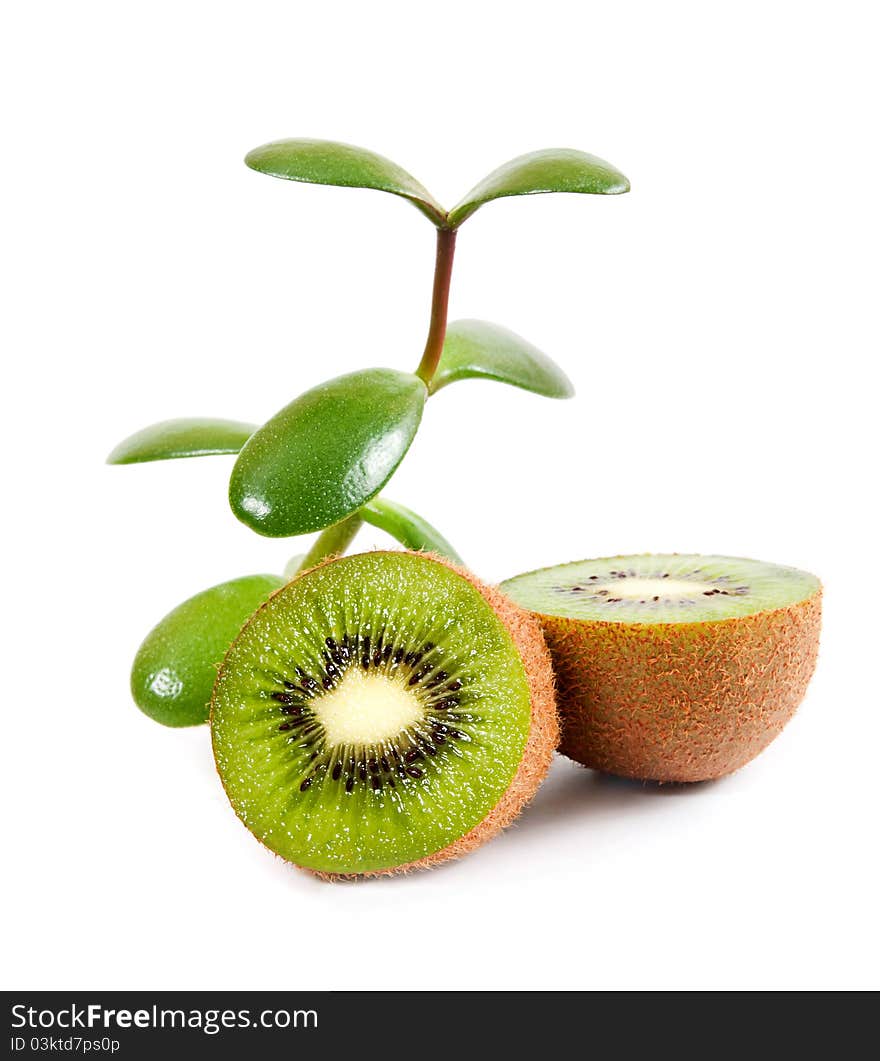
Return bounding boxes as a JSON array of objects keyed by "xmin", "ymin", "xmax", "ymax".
[{"xmin": 211, "ymin": 552, "xmax": 541, "ymax": 876}]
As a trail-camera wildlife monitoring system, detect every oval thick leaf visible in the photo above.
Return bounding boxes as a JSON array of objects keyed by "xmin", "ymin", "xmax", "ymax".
[
  {"xmin": 131, "ymin": 574, "xmax": 284, "ymax": 727},
  {"xmin": 230, "ymin": 369, "xmax": 427, "ymax": 537},
  {"xmin": 431, "ymin": 320, "xmax": 574, "ymax": 398},
  {"xmin": 245, "ymin": 138, "xmax": 447, "ymax": 226},
  {"xmin": 362, "ymin": 497, "xmax": 463, "ymax": 564},
  {"xmin": 448, "ymin": 148, "xmax": 630, "ymax": 228},
  {"xmin": 107, "ymin": 418, "xmax": 256, "ymax": 465}
]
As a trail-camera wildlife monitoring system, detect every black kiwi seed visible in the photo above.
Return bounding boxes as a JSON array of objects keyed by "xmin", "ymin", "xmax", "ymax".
[
  {"xmin": 407, "ymin": 767, "xmax": 423, "ymax": 779},
  {"xmin": 326, "ymin": 637, "xmax": 347, "ymax": 665},
  {"xmin": 332, "ymin": 762, "xmax": 342, "ymax": 781},
  {"xmin": 300, "ymin": 778, "xmax": 312, "ymax": 792},
  {"xmin": 345, "ymin": 777, "xmax": 354, "ymax": 793}
]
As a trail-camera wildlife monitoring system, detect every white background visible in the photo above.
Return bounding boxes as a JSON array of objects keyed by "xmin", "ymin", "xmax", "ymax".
[{"xmin": 3, "ymin": 1, "xmax": 878, "ymax": 990}]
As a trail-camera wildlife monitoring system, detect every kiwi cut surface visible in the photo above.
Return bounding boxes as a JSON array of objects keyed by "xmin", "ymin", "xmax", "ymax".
[
  {"xmin": 211, "ymin": 551, "xmax": 557, "ymax": 877},
  {"xmin": 502, "ymin": 554, "xmax": 821, "ymax": 783}
]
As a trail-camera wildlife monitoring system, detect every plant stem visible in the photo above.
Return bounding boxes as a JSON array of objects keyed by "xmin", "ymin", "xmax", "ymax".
[
  {"xmin": 415, "ymin": 226, "xmax": 457, "ymax": 386},
  {"xmin": 299, "ymin": 512, "xmax": 365, "ymax": 571}
]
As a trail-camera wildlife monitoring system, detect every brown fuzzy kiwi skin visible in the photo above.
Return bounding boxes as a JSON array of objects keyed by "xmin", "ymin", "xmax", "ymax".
[
  {"xmin": 532, "ymin": 589, "xmax": 821, "ymax": 783},
  {"xmin": 211, "ymin": 551, "xmax": 558, "ymax": 882}
]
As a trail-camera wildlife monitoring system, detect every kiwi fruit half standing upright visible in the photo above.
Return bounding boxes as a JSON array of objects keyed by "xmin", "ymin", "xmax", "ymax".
[
  {"xmin": 211, "ymin": 551, "xmax": 557, "ymax": 877},
  {"xmin": 501, "ymin": 554, "xmax": 821, "ymax": 783}
]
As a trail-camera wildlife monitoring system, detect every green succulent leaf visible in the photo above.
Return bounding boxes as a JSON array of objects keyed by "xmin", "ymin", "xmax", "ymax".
[
  {"xmin": 230, "ymin": 369, "xmax": 427, "ymax": 538},
  {"xmin": 245, "ymin": 138, "xmax": 447, "ymax": 226},
  {"xmin": 362, "ymin": 497, "xmax": 463, "ymax": 564},
  {"xmin": 107, "ymin": 418, "xmax": 256, "ymax": 465},
  {"xmin": 431, "ymin": 319, "xmax": 574, "ymax": 399},
  {"xmin": 448, "ymin": 148, "xmax": 630, "ymax": 228},
  {"xmin": 131, "ymin": 573, "xmax": 285, "ymax": 727}
]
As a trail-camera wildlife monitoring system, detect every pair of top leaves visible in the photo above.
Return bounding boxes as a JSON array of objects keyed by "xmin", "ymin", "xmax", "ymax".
[{"xmin": 108, "ymin": 139, "xmax": 629, "ymax": 541}]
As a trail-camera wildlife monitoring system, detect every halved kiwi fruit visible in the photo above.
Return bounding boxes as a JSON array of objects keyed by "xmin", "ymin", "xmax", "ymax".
[
  {"xmin": 211, "ymin": 551, "xmax": 557, "ymax": 877},
  {"xmin": 501, "ymin": 554, "xmax": 821, "ymax": 783}
]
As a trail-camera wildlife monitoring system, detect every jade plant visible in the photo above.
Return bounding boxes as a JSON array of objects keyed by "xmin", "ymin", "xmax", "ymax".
[{"xmin": 109, "ymin": 138, "xmax": 629, "ymax": 726}]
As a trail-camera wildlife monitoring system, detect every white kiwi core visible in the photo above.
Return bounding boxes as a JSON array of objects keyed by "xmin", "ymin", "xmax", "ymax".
[
  {"xmin": 591, "ymin": 577, "xmax": 715, "ymax": 599},
  {"xmin": 313, "ymin": 667, "xmax": 424, "ymax": 749}
]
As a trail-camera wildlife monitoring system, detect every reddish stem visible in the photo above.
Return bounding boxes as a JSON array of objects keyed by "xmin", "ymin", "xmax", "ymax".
[{"xmin": 415, "ymin": 227, "xmax": 457, "ymax": 386}]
